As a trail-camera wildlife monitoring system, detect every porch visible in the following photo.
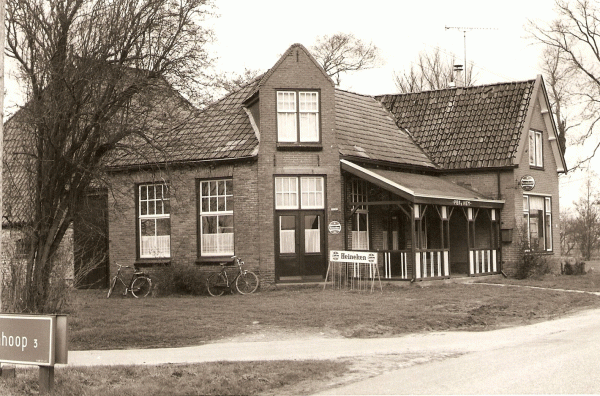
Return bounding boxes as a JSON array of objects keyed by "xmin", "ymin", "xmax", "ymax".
[
  {"xmin": 342, "ymin": 160, "xmax": 504, "ymax": 281},
  {"xmin": 381, "ymin": 247, "xmax": 500, "ymax": 281}
]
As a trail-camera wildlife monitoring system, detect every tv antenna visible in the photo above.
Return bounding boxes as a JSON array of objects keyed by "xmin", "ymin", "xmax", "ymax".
[{"xmin": 445, "ymin": 26, "xmax": 498, "ymax": 81}]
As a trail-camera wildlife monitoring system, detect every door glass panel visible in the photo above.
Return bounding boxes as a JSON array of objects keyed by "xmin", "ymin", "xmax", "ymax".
[
  {"xmin": 304, "ymin": 215, "xmax": 321, "ymax": 253},
  {"xmin": 280, "ymin": 216, "xmax": 296, "ymax": 254}
]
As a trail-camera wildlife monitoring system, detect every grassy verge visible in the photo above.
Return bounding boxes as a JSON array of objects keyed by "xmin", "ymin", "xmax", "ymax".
[
  {"xmin": 478, "ymin": 272, "xmax": 600, "ymax": 292},
  {"xmin": 68, "ymin": 274, "xmax": 600, "ymax": 351},
  {"xmin": 0, "ymin": 360, "xmax": 349, "ymax": 396}
]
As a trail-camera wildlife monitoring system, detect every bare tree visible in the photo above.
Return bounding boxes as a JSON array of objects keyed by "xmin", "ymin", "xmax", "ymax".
[
  {"xmin": 539, "ymin": 45, "xmax": 580, "ymax": 156},
  {"xmin": 572, "ymin": 172, "xmax": 600, "ymax": 260},
  {"xmin": 311, "ymin": 32, "xmax": 382, "ymax": 85},
  {"xmin": 213, "ymin": 67, "xmax": 262, "ymax": 96},
  {"xmin": 393, "ymin": 47, "xmax": 476, "ymax": 93},
  {"xmin": 560, "ymin": 210, "xmax": 578, "ymax": 256},
  {"xmin": 4, "ymin": 0, "xmax": 213, "ymax": 312},
  {"xmin": 528, "ymin": 0, "xmax": 600, "ymax": 166}
]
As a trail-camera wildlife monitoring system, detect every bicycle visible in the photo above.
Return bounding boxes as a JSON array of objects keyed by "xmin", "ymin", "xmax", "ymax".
[
  {"xmin": 206, "ymin": 256, "xmax": 259, "ymax": 296},
  {"xmin": 107, "ymin": 263, "xmax": 152, "ymax": 298}
]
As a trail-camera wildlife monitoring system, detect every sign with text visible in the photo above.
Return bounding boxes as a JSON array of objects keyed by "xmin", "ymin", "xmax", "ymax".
[
  {"xmin": 0, "ymin": 314, "xmax": 67, "ymax": 366},
  {"xmin": 329, "ymin": 250, "xmax": 378, "ymax": 264}
]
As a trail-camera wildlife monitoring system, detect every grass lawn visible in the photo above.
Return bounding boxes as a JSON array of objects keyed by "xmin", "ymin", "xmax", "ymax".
[
  {"xmin": 0, "ymin": 360, "xmax": 349, "ymax": 396},
  {"xmin": 4, "ymin": 273, "xmax": 600, "ymax": 396},
  {"xmin": 68, "ymin": 273, "xmax": 600, "ymax": 351}
]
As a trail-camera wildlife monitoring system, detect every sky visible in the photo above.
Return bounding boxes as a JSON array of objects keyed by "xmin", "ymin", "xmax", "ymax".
[
  {"xmin": 207, "ymin": 0, "xmax": 556, "ymax": 94},
  {"xmin": 2, "ymin": 0, "xmax": 590, "ymax": 209}
]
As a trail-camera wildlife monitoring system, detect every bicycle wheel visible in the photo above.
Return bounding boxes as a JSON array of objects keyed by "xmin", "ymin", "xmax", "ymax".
[
  {"xmin": 206, "ymin": 272, "xmax": 226, "ymax": 296},
  {"xmin": 235, "ymin": 271, "xmax": 259, "ymax": 294},
  {"xmin": 107, "ymin": 277, "xmax": 117, "ymax": 298},
  {"xmin": 131, "ymin": 276, "xmax": 152, "ymax": 298}
]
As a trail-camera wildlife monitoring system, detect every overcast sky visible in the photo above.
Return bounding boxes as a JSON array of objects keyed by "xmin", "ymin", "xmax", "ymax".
[
  {"xmin": 208, "ymin": 0, "xmax": 556, "ymax": 95},
  {"xmin": 3, "ymin": 0, "xmax": 590, "ymax": 207}
]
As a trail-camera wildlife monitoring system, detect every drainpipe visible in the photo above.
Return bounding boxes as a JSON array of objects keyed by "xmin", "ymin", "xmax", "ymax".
[{"xmin": 410, "ymin": 204, "xmax": 417, "ymax": 282}]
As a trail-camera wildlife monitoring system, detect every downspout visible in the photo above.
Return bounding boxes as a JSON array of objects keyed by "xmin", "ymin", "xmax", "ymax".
[
  {"xmin": 410, "ymin": 204, "xmax": 417, "ymax": 282},
  {"xmin": 497, "ymin": 170, "xmax": 503, "ymax": 274}
]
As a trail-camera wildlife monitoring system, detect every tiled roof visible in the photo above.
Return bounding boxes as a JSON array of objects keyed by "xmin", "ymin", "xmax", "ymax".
[
  {"xmin": 376, "ymin": 80, "xmax": 536, "ymax": 170},
  {"xmin": 335, "ymin": 89, "xmax": 436, "ymax": 169},
  {"xmin": 107, "ymin": 78, "xmax": 260, "ymax": 168}
]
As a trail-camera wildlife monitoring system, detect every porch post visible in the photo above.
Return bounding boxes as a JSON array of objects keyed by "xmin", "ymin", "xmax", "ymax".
[
  {"xmin": 467, "ymin": 208, "xmax": 473, "ymax": 275},
  {"xmin": 411, "ymin": 204, "xmax": 419, "ymax": 280}
]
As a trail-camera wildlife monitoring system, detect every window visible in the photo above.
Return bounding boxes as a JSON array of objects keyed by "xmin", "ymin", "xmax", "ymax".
[
  {"xmin": 275, "ymin": 176, "xmax": 324, "ymax": 210},
  {"xmin": 529, "ymin": 130, "xmax": 543, "ymax": 167},
  {"xmin": 199, "ymin": 179, "xmax": 234, "ymax": 257},
  {"xmin": 139, "ymin": 183, "xmax": 170, "ymax": 258},
  {"xmin": 277, "ymin": 91, "xmax": 320, "ymax": 143},
  {"xmin": 351, "ymin": 180, "xmax": 369, "ymax": 250},
  {"xmin": 523, "ymin": 195, "xmax": 552, "ymax": 251}
]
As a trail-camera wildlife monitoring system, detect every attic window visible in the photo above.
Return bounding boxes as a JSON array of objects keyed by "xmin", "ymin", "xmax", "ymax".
[
  {"xmin": 529, "ymin": 130, "xmax": 543, "ymax": 168},
  {"xmin": 277, "ymin": 90, "xmax": 320, "ymax": 146}
]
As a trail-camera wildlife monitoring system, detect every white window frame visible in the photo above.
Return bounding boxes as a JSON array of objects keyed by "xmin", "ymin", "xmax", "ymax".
[
  {"xmin": 277, "ymin": 91, "xmax": 320, "ymax": 143},
  {"xmin": 301, "ymin": 177, "xmax": 324, "ymax": 209},
  {"xmin": 523, "ymin": 194, "xmax": 552, "ymax": 252},
  {"xmin": 529, "ymin": 130, "xmax": 543, "ymax": 167},
  {"xmin": 199, "ymin": 179, "xmax": 234, "ymax": 257},
  {"xmin": 275, "ymin": 177, "xmax": 299, "ymax": 209},
  {"xmin": 351, "ymin": 179, "xmax": 369, "ymax": 250},
  {"xmin": 275, "ymin": 176, "xmax": 324, "ymax": 210},
  {"xmin": 138, "ymin": 183, "xmax": 171, "ymax": 259}
]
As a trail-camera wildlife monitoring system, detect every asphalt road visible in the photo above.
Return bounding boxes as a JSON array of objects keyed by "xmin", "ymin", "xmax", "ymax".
[
  {"xmin": 316, "ymin": 308, "xmax": 600, "ymax": 395},
  {"xmin": 67, "ymin": 304, "xmax": 600, "ymax": 395}
]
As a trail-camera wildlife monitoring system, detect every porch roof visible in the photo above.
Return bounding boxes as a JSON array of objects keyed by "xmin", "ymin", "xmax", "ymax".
[{"xmin": 341, "ymin": 160, "xmax": 504, "ymax": 208}]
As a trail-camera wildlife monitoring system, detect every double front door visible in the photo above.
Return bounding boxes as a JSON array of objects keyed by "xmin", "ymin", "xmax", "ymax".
[{"xmin": 276, "ymin": 210, "xmax": 326, "ymax": 280}]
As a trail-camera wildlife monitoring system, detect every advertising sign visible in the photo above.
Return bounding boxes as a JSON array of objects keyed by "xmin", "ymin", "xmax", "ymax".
[
  {"xmin": 329, "ymin": 250, "xmax": 378, "ymax": 264},
  {"xmin": 520, "ymin": 175, "xmax": 536, "ymax": 191},
  {"xmin": 328, "ymin": 221, "xmax": 341, "ymax": 234}
]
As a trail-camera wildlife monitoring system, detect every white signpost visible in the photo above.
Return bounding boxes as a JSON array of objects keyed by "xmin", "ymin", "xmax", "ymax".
[{"xmin": 0, "ymin": 314, "xmax": 68, "ymax": 394}]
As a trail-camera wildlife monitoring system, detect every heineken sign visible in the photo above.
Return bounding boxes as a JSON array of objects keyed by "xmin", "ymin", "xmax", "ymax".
[{"xmin": 329, "ymin": 250, "xmax": 378, "ymax": 264}]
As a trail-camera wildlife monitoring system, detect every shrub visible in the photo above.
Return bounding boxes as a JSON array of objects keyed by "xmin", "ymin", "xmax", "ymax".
[
  {"xmin": 562, "ymin": 260, "xmax": 587, "ymax": 275},
  {"xmin": 516, "ymin": 251, "xmax": 552, "ymax": 280},
  {"xmin": 151, "ymin": 265, "xmax": 208, "ymax": 296}
]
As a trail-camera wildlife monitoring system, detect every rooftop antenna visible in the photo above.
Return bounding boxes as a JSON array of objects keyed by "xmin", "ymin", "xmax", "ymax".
[{"xmin": 444, "ymin": 26, "xmax": 498, "ymax": 84}]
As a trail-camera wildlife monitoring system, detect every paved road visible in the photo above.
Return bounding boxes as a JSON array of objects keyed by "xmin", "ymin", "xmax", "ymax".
[
  {"xmin": 67, "ymin": 307, "xmax": 600, "ymax": 395},
  {"xmin": 316, "ymin": 308, "xmax": 600, "ymax": 395}
]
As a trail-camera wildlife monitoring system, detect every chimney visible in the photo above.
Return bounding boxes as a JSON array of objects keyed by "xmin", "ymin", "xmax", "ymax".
[{"xmin": 453, "ymin": 64, "xmax": 464, "ymax": 88}]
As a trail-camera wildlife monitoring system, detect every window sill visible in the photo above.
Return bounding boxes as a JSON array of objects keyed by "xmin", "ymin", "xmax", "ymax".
[
  {"xmin": 529, "ymin": 165, "xmax": 544, "ymax": 171},
  {"xmin": 135, "ymin": 259, "xmax": 171, "ymax": 267},
  {"xmin": 277, "ymin": 142, "xmax": 323, "ymax": 151},
  {"xmin": 196, "ymin": 256, "xmax": 234, "ymax": 266}
]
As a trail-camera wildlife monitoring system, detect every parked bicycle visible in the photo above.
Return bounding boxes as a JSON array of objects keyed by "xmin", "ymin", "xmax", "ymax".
[
  {"xmin": 206, "ymin": 256, "xmax": 259, "ymax": 296},
  {"xmin": 107, "ymin": 263, "xmax": 152, "ymax": 298}
]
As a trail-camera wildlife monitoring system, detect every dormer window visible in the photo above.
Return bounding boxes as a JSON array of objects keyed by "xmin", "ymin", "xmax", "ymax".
[
  {"xmin": 529, "ymin": 130, "xmax": 543, "ymax": 168},
  {"xmin": 277, "ymin": 90, "xmax": 320, "ymax": 145}
]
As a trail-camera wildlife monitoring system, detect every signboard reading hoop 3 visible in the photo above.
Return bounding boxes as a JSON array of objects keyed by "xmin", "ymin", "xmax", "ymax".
[{"xmin": 0, "ymin": 314, "xmax": 68, "ymax": 366}]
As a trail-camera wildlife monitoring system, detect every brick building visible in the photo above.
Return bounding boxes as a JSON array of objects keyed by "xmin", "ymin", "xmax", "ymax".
[{"xmin": 4, "ymin": 43, "xmax": 567, "ymax": 286}]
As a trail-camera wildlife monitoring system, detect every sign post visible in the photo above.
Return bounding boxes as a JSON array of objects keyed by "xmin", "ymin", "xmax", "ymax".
[
  {"xmin": 325, "ymin": 250, "xmax": 382, "ymax": 292},
  {"xmin": 0, "ymin": 314, "xmax": 68, "ymax": 393}
]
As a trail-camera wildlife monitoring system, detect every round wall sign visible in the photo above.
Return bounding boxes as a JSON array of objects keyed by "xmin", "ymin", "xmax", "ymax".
[
  {"xmin": 520, "ymin": 175, "xmax": 535, "ymax": 191},
  {"xmin": 328, "ymin": 221, "xmax": 341, "ymax": 234}
]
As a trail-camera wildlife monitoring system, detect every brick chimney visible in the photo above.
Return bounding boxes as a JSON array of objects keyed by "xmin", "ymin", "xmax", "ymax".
[{"xmin": 452, "ymin": 64, "xmax": 464, "ymax": 88}]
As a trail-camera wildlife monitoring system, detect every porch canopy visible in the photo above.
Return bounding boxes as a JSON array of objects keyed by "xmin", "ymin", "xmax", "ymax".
[
  {"xmin": 341, "ymin": 159, "xmax": 504, "ymax": 280},
  {"xmin": 340, "ymin": 159, "xmax": 504, "ymax": 208}
]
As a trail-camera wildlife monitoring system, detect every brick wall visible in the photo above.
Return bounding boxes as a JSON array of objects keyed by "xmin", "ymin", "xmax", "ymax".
[
  {"xmin": 255, "ymin": 45, "xmax": 343, "ymax": 282},
  {"xmin": 107, "ymin": 160, "xmax": 259, "ymax": 278}
]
